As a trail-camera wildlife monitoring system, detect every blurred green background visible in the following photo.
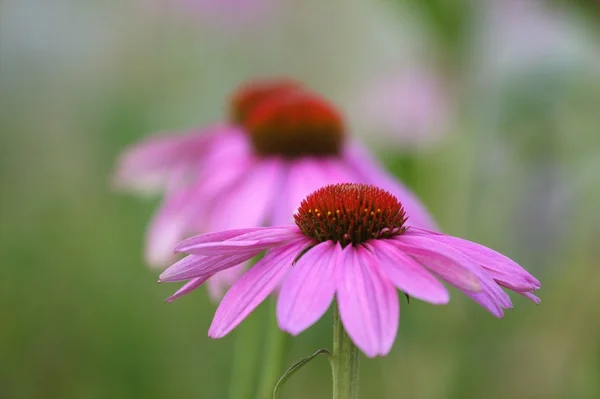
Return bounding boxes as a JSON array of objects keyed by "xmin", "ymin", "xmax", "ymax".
[{"xmin": 2, "ymin": 0, "xmax": 600, "ymax": 398}]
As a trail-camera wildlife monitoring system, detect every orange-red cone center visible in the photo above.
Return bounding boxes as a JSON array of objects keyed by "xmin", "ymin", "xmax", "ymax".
[
  {"xmin": 230, "ymin": 79, "xmax": 345, "ymax": 157},
  {"xmin": 294, "ymin": 183, "xmax": 408, "ymax": 247}
]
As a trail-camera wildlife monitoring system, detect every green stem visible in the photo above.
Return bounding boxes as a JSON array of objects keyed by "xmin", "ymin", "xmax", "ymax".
[
  {"xmin": 332, "ymin": 305, "xmax": 359, "ymax": 399},
  {"xmin": 227, "ymin": 308, "xmax": 263, "ymax": 399},
  {"xmin": 256, "ymin": 297, "xmax": 289, "ymax": 399}
]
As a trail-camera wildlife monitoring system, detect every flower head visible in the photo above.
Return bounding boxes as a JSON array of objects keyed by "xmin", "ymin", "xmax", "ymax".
[
  {"xmin": 113, "ymin": 78, "xmax": 438, "ymax": 300},
  {"xmin": 295, "ymin": 184, "xmax": 407, "ymax": 246},
  {"xmin": 161, "ymin": 183, "xmax": 540, "ymax": 357}
]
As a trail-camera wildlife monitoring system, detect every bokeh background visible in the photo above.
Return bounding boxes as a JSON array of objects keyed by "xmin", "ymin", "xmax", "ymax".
[{"xmin": 2, "ymin": 0, "xmax": 600, "ymax": 398}]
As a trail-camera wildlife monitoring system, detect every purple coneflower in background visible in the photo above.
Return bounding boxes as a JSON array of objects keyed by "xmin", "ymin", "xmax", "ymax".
[
  {"xmin": 160, "ymin": 183, "xmax": 540, "ymax": 357},
  {"xmin": 349, "ymin": 67, "xmax": 451, "ymax": 150},
  {"xmin": 113, "ymin": 79, "xmax": 437, "ymax": 300}
]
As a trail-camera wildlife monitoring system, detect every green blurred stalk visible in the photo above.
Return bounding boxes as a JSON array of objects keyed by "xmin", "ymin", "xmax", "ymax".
[
  {"xmin": 255, "ymin": 297, "xmax": 289, "ymax": 399},
  {"xmin": 227, "ymin": 309, "xmax": 263, "ymax": 399},
  {"xmin": 331, "ymin": 305, "xmax": 359, "ymax": 399}
]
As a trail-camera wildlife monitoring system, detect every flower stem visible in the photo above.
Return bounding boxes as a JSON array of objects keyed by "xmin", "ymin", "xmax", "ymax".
[
  {"xmin": 256, "ymin": 297, "xmax": 289, "ymax": 399},
  {"xmin": 332, "ymin": 304, "xmax": 359, "ymax": 399},
  {"xmin": 227, "ymin": 310, "xmax": 262, "ymax": 399}
]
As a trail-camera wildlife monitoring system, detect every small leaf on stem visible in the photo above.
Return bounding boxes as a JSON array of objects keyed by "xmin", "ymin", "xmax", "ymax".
[{"xmin": 272, "ymin": 348, "xmax": 332, "ymax": 399}]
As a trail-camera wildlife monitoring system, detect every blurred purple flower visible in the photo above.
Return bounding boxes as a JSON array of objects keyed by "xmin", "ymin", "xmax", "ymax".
[
  {"xmin": 476, "ymin": 0, "xmax": 599, "ymax": 82},
  {"xmin": 160, "ymin": 183, "xmax": 540, "ymax": 357},
  {"xmin": 349, "ymin": 68, "xmax": 451, "ymax": 150},
  {"xmin": 113, "ymin": 79, "xmax": 437, "ymax": 300}
]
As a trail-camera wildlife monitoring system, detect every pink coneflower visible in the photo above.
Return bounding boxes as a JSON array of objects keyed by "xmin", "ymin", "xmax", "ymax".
[
  {"xmin": 349, "ymin": 67, "xmax": 451, "ymax": 150},
  {"xmin": 160, "ymin": 183, "xmax": 540, "ymax": 357},
  {"xmin": 113, "ymin": 79, "xmax": 437, "ymax": 299}
]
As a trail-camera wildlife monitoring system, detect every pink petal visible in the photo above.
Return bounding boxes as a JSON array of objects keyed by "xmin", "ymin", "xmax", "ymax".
[
  {"xmin": 189, "ymin": 139, "xmax": 255, "ymax": 231},
  {"xmin": 393, "ymin": 235, "xmax": 482, "ymax": 292},
  {"xmin": 113, "ymin": 125, "xmax": 242, "ymax": 195},
  {"xmin": 143, "ymin": 152, "xmax": 255, "ymax": 267},
  {"xmin": 112, "ymin": 131, "xmax": 209, "ymax": 195},
  {"xmin": 342, "ymin": 143, "xmax": 438, "ymax": 230},
  {"xmin": 175, "ymin": 226, "xmax": 299, "ymax": 252},
  {"xmin": 417, "ymin": 231, "xmax": 540, "ymax": 290},
  {"xmin": 366, "ymin": 240, "xmax": 449, "ymax": 305},
  {"xmin": 175, "ymin": 227, "xmax": 276, "ymax": 251},
  {"xmin": 208, "ymin": 238, "xmax": 309, "ymax": 338},
  {"xmin": 145, "ymin": 190, "xmax": 194, "ymax": 267},
  {"xmin": 144, "ymin": 157, "xmax": 257, "ymax": 266},
  {"xmin": 277, "ymin": 241, "xmax": 339, "ymax": 335},
  {"xmin": 206, "ymin": 157, "xmax": 284, "ymax": 231},
  {"xmin": 336, "ymin": 245, "xmax": 399, "ymax": 357},
  {"xmin": 166, "ymin": 275, "xmax": 211, "ymax": 303},
  {"xmin": 197, "ymin": 127, "xmax": 252, "ymax": 170},
  {"xmin": 159, "ymin": 252, "xmax": 258, "ymax": 282},
  {"xmin": 463, "ymin": 288, "xmax": 506, "ymax": 318},
  {"xmin": 396, "ymin": 234, "xmax": 513, "ymax": 317},
  {"xmin": 176, "ymin": 227, "xmax": 302, "ymax": 256},
  {"xmin": 518, "ymin": 291, "xmax": 541, "ymax": 305},
  {"xmin": 233, "ymin": 227, "xmax": 303, "ymax": 242}
]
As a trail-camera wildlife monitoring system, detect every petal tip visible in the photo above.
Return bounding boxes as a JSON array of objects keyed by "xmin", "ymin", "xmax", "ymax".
[
  {"xmin": 362, "ymin": 348, "xmax": 378, "ymax": 358},
  {"xmin": 173, "ymin": 244, "xmax": 189, "ymax": 254},
  {"xmin": 207, "ymin": 329, "xmax": 223, "ymax": 339},
  {"xmin": 432, "ymin": 295, "xmax": 451, "ymax": 305}
]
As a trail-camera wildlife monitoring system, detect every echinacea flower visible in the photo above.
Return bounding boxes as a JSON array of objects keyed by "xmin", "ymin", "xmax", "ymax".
[
  {"xmin": 160, "ymin": 183, "xmax": 540, "ymax": 357},
  {"xmin": 113, "ymin": 79, "xmax": 437, "ymax": 299},
  {"xmin": 348, "ymin": 67, "xmax": 451, "ymax": 150}
]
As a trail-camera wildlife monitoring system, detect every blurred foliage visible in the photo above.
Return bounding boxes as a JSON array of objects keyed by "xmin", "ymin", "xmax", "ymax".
[{"xmin": 1, "ymin": 0, "xmax": 600, "ymax": 398}]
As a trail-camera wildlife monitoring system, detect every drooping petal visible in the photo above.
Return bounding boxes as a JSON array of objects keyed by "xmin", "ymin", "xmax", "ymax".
[
  {"xmin": 336, "ymin": 245, "xmax": 399, "ymax": 357},
  {"xmin": 145, "ymin": 190, "xmax": 194, "ymax": 267},
  {"xmin": 396, "ymin": 233, "xmax": 513, "ymax": 317},
  {"xmin": 176, "ymin": 227, "xmax": 302, "ymax": 256},
  {"xmin": 366, "ymin": 240, "xmax": 449, "ymax": 305},
  {"xmin": 166, "ymin": 275, "xmax": 211, "ymax": 303},
  {"xmin": 141, "ymin": 129, "xmax": 253, "ymax": 267},
  {"xmin": 393, "ymin": 235, "xmax": 482, "ymax": 292},
  {"xmin": 519, "ymin": 291, "xmax": 541, "ymax": 304},
  {"xmin": 113, "ymin": 125, "xmax": 243, "ymax": 195},
  {"xmin": 197, "ymin": 127, "xmax": 252, "ymax": 171},
  {"xmin": 189, "ymin": 135, "xmax": 255, "ymax": 231},
  {"xmin": 175, "ymin": 226, "xmax": 299, "ymax": 253},
  {"xmin": 208, "ymin": 238, "xmax": 310, "ymax": 338},
  {"xmin": 206, "ymin": 157, "xmax": 285, "ymax": 231},
  {"xmin": 159, "ymin": 252, "xmax": 258, "ymax": 283},
  {"xmin": 112, "ymin": 131, "xmax": 210, "ymax": 195},
  {"xmin": 342, "ymin": 143, "xmax": 438, "ymax": 230},
  {"xmin": 414, "ymin": 230, "xmax": 540, "ymax": 290},
  {"xmin": 277, "ymin": 241, "xmax": 339, "ymax": 335}
]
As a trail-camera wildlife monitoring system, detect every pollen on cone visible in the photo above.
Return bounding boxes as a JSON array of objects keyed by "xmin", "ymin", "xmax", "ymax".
[{"xmin": 294, "ymin": 183, "xmax": 407, "ymax": 246}]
